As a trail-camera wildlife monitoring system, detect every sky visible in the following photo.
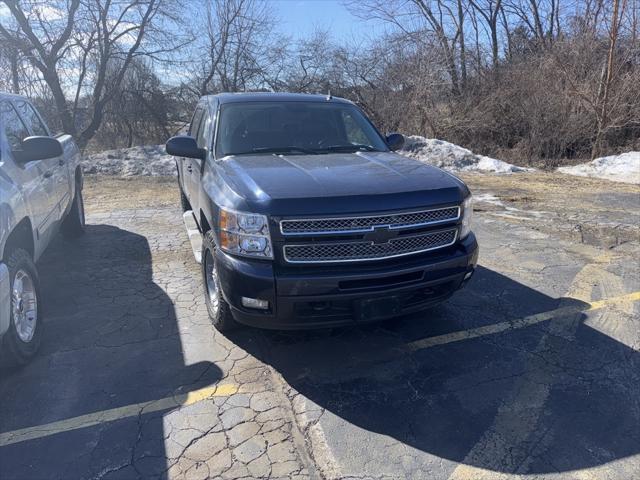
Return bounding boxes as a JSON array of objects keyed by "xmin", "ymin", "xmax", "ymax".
[
  {"xmin": 270, "ymin": 0, "xmax": 383, "ymax": 42},
  {"xmin": 0, "ymin": 1, "xmax": 385, "ymax": 44}
]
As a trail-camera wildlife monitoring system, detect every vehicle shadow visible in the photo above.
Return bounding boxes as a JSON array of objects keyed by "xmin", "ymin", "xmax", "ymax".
[
  {"xmin": 0, "ymin": 224, "xmax": 222, "ymax": 479},
  {"xmin": 232, "ymin": 266, "xmax": 640, "ymax": 476}
]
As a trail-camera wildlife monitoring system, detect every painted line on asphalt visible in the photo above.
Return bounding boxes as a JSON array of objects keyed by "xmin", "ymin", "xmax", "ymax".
[
  {"xmin": 2, "ymin": 292, "xmax": 638, "ymax": 449},
  {"xmin": 406, "ymin": 291, "xmax": 640, "ymax": 352},
  {"xmin": 444, "ymin": 253, "xmax": 633, "ymax": 479},
  {"xmin": 0, "ymin": 383, "xmax": 238, "ymax": 448}
]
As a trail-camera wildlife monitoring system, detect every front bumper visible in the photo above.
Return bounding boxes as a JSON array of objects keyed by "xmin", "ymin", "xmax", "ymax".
[
  {"xmin": 215, "ymin": 233, "xmax": 478, "ymax": 329},
  {"xmin": 0, "ymin": 262, "xmax": 11, "ymax": 339}
]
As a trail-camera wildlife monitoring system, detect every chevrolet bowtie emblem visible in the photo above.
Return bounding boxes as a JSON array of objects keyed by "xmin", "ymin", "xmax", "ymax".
[{"xmin": 363, "ymin": 226, "xmax": 399, "ymax": 245}]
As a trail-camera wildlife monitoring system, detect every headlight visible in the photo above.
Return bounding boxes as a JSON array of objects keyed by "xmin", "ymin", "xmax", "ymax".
[
  {"xmin": 218, "ymin": 207, "xmax": 273, "ymax": 259},
  {"xmin": 460, "ymin": 195, "xmax": 473, "ymax": 239}
]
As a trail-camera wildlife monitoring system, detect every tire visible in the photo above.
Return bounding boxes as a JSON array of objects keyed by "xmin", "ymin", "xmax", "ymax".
[
  {"xmin": 180, "ymin": 185, "xmax": 191, "ymax": 213},
  {"xmin": 202, "ymin": 231, "xmax": 238, "ymax": 332},
  {"xmin": 2, "ymin": 249, "xmax": 42, "ymax": 366},
  {"xmin": 62, "ymin": 186, "xmax": 86, "ymax": 239}
]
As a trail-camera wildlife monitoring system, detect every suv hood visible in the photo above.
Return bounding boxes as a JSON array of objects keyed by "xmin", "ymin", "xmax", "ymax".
[{"xmin": 213, "ymin": 151, "xmax": 468, "ymax": 215}]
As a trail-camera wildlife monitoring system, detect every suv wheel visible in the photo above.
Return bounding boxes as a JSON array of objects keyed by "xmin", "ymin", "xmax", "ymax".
[
  {"xmin": 202, "ymin": 231, "xmax": 238, "ymax": 332},
  {"xmin": 2, "ymin": 249, "xmax": 42, "ymax": 366}
]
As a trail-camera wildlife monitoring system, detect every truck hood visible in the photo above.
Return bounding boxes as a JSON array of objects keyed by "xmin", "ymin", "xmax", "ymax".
[{"xmin": 213, "ymin": 151, "xmax": 468, "ymax": 215}]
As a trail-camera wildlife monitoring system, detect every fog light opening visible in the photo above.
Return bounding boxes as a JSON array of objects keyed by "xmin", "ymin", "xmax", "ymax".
[{"xmin": 241, "ymin": 297, "xmax": 269, "ymax": 310}]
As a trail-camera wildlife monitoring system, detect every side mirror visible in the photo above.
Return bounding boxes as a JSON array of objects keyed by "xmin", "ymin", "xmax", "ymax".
[
  {"xmin": 13, "ymin": 136, "xmax": 63, "ymax": 164},
  {"xmin": 386, "ymin": 133, "xmax": 404, "ymax": 152},
  {"xmin": 166, "ymin": 136, "xmax": 206, "ymax": 160}
]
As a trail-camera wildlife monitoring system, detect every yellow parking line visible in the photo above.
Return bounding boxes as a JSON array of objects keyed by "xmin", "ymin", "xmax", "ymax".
[
  {"xmin": 0, "ymin": 383, "xmax": 238, "ymax": 448},
  {"xmin": 407, "ymin": 291, "xmax": 640, "ymax": 352},
  {"xmin": 1, "ymin": 293, "xmax": 637, "ymax": 449}
]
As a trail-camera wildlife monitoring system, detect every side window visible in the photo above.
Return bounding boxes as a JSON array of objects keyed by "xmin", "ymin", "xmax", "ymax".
[
  {"xmin": 341, "ymin": 110, "xmax": 370, "ymax": 145},
  {"xmin": 189, "ymin": 108, "xmax": 204, "ymax": 137},
  {"xmin": 196, "ymin": 112, "xmax": 209, "ymax": 149},
  {"xmin": 0, "ymin": 101, "xmax": 30, "ymax": 151},
  {"xmin": 15, "ymin": 100, "xmax": 49, "ymax": 136}
]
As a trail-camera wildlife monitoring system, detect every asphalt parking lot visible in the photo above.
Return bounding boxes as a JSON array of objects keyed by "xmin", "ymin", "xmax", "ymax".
[{"xmin": 0, "ymin": 175, "xmax": 639, "ymax": 480}]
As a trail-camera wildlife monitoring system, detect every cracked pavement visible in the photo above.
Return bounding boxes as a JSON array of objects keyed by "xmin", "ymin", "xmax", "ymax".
[{"xmin": 0, "ymin": 175, "xmax": 638, "ymax": 479}]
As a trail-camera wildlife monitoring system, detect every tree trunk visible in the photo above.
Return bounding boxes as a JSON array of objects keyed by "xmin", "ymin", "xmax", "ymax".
[
  {"xmin": 592, "ymin": 0, "xmax": 622, "ymax": 159},
  {"xmin": 9, "ymin": 50, "xmax": 20, "ymax": 94},
  {"xmin": 457, "ymin": 0, "xmax": 467, "ymax": 90}
]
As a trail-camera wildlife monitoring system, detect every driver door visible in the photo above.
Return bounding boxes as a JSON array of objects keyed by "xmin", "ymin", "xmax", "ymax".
[
  {"xmin": 14, "ymin": 100, "xmax": 69, "ymax": 222},
  {"xmin": 182, "ymin": 107, "xmax": 205, "ymax": 205},
  {"xmin": 190, "ymin": 105, "xmax": 215, "ymax": 215}
]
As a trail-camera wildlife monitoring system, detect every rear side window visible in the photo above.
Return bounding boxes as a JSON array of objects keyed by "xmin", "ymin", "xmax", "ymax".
[
  {"xmin": 15, "ymin": 100, "xmax": 49, "ymax": 136},
  {"xmin": 1, "ymin": 101, "xmax": 30, "ymax": 151}
]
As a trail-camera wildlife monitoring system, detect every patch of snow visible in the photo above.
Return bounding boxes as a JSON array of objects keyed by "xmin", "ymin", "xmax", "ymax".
[
  {"xmin": 557, "ymin": 152, "xmax": 640, "ymax": 184},
  {"xmin": 473, "ymin": 193, "xmax": 504, "ymax": 206},
  {"xmin": 399, "ymin": 136, "xmax": 533, "ymax": 173},
  {"xmin": 82, "ymin": 145, "xmax": 176, "ymax": 176}
]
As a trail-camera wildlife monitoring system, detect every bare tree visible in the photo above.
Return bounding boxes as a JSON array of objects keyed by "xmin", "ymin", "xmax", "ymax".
[
  {"xmin": 346, "ymin": 0, "xmax": 465, "ymax": 94},
  {"xmin": 593, "ymin": 0, "xmax": 629, "ymax": 157},
  {"xmin": 0, "ymin": 0, "xmax": 184, "ymax": 148},
  {"xmin": 188, "ymin": 0, "xmax": 274, "ymax": 96},
  {"xmin": 468, "ymin": 0, "xmax": 503, "ymax": 68}
]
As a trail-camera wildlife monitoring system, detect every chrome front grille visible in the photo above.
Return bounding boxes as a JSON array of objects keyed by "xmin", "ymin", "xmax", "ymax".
[
  {"xmin": 283, "ymin": 228, "xmax": 458, "ymax": 263},
  {"xmin": 280, "ymin": 206, "xmax": 460, "ymax": 235}
]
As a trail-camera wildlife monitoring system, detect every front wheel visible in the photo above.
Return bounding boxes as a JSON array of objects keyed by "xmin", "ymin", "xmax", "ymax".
[
  {"xmin": 2, "ymin": 249, "xmax": 42, "ymax": 366},
  {"xmin": 62, "ymin": 186, "xmax": 86, "ymax": 238},
  {"xmin": 202, "ymin": 231, "xmax": 238, "ymax": 333}
]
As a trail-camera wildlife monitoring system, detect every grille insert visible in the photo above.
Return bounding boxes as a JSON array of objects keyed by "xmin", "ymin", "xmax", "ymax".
[
  {"xmin": 283, "ymin": 229, "xmax": 458, "ymax": 263},
  {"xmin": 280, "ymin": 207, "xmax": 460, "ymax": 235}
]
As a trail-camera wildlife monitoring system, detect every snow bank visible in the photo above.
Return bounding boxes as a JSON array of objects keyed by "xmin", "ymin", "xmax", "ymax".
[
  {"xmin": 399, "ymin": 136, "xmax": 533, "ymax": 173},
  {"xmin": 82, "ymin": 145, "xmax": 176, "ymax": 176},
  {"xmin": 557, "ymin": 152, "xmax": 640, "ymax": 184}
]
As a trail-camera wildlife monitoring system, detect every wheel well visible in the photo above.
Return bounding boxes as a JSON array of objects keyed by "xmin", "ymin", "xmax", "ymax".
[{"xmin": 3, "ymin": 218, "xmax": 34, "ymax": 261}]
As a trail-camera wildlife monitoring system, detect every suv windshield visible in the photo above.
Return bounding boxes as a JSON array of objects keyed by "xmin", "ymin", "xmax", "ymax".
[{"xmin": 216, "ymin": 101, "xmax": 389, "ymax": 157}]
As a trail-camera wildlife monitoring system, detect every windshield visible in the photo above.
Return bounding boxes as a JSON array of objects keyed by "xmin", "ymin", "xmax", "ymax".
[{"xmin": 215, "ymin": 101, "xmax": 388, "ymax": 157}]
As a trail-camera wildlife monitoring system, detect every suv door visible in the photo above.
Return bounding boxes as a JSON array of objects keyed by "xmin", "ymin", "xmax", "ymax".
[
  {"xmin": 0, "ymin": 101, "xmax": 57, "ymax": 250},
  {"xmin": 14, "ymin": 100, "xmax": 69, "ymax": 222}
]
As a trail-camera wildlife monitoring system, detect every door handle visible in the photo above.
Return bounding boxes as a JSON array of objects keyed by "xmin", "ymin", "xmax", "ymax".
[{"xmin": 43, "ymin": 171, "xmax": 53, "ymax": 178}]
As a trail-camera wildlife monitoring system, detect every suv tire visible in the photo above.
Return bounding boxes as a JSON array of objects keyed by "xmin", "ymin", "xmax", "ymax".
[
  {"xmin": 202, "ymin": 231, "xmax": 238, "ymax": 332},
  {"xmin": 2, "ymin": 249, "xmax": 42, "ymax": 366}
]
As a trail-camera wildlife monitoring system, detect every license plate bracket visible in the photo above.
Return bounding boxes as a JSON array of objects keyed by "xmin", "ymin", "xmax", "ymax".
[{"xmin": 354, "ymin": 296, "xmax": 403, "ymax": 322}]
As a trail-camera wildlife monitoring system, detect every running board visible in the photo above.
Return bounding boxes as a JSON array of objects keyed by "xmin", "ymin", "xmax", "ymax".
[{"xmin": 183, "ymin": 210, "xmax": 203, "ymax": 264}]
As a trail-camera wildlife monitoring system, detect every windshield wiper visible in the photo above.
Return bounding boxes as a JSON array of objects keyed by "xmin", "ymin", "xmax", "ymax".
[
  {"xmin": 252, "ymin": 146, "xmax": 318, "ymax": 155},
  {"xmin": 322, "ymin": 144, "xmax": 380, "ymax": 153}
]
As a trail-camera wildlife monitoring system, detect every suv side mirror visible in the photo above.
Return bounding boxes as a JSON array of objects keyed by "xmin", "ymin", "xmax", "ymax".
[
  {"xmin": 386, "ymin": 133, "xmax": 404, "ymax": 151},
  {"xmin": 13, "ymin": 136, "xmax": 63, "ymax": 164},
  {"xmin": 166, "ymin": 136, "xmax": 206, "ymax": 160}
]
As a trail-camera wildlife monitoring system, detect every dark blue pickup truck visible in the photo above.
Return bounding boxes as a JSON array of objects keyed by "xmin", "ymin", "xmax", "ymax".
[{"xmin": 166, "ymin": 92, "xmax": 477, "ymax": 331}]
